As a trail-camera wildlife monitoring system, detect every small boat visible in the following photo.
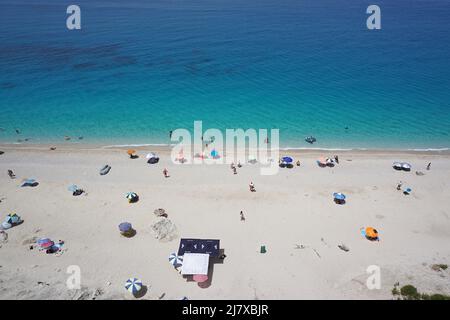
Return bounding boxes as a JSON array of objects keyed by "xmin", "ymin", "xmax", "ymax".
[{"xmin": 305, "ymin": 136, "xmax": 316, "ymax": 144}]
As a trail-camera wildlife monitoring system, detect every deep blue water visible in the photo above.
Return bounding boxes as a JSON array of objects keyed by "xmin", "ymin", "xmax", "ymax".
[{"xmin": 0, "ymin": 0, "xmax": 449, "ymax": 149}]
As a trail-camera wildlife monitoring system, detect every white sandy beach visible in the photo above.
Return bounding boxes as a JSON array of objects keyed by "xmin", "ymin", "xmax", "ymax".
[{"xmin": 0, "ymin": 145, "xmax": 449, "ymax": 300}]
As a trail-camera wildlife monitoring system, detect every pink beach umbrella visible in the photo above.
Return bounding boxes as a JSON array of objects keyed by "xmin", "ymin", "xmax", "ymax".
[
  {"xmin": 37, "ymin": 238, "xmax": 54, "ymax": 249},
  {"xmin": 193, "ymin": 274, "xmax": 208, "ymax": 283}
]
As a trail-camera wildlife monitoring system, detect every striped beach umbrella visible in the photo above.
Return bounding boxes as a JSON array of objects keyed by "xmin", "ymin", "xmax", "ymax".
[
  {"xmin": 125, "ymin": 278, "xmax": 143, "ymax": 295},
  {"xmin": 5, "ymin": 213, "xmax": 21, "ymax": 225},
  {"xmin": 126, "ymin": 192, "xmax": 139, "ymax": 203},
  {"xmin": 168, "ymin": 252, "xmax": 183, "ymax": 267}
]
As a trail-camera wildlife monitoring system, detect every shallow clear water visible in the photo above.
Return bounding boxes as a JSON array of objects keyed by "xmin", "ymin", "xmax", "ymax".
[{"xmin": 0, "ymin": 0, "xmax": 449, "ymax": 149}]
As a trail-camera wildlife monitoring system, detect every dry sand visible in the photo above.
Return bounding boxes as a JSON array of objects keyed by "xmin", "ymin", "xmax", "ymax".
[{"xmin": 0, "ymin": 145, "xmax": 449, "ymax": 300}]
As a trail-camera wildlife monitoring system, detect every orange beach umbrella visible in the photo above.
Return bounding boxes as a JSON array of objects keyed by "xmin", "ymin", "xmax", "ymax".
[
  {"xmin": 365, "ymin": 227, "xmax": 378, "ymax": 239},
  {"xmin": 127, "ymin": 149, "xmax": 136, "ymax": 156}
]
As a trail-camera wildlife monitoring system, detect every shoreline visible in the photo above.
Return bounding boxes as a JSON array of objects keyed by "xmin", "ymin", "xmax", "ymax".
[{"xmin": 1, "ymin": 142, "xmax": 450, "ymax": 157}]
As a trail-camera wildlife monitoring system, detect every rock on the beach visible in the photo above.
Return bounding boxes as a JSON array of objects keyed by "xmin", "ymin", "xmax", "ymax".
[{"xmin": 151, "ymin": 218, "xmax": 178, "ymax": 242}]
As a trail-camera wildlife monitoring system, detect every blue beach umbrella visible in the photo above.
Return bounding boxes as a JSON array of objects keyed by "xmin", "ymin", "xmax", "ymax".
[
  {"xmin": 5, "ymin": 213, "xmax": 21, "ymax": 225},
  {"xmin": 125, "ymin": 278, "xmax": 143, "ymax": 295},
  {"xmin": 68, "ymin": 185, "xmax": 78, "ymax": 193},
  {"xmin": 119, "ymin": 222, "xmax": 132, "ymax": 233},
  {"xmin": 282, "ymin": 156, "xmax": 293, "ymax": 163},
  {"xmin": 403, "ymin": 188, "xmax": 412, "ymax": 195},
  {"xmin": 333, "ymin": 193, "xmax": 346, "ymax": 201},
  {"xmin": 168, "ymin": 252, "xmax": 183, "ymax": 268},
  {"xmin": 21, "ymin": 179, "xmax": 37, "ymax": 187},
  {"xmin": 210, "ymin": 149, "xmax": 219, "ymax": 158}
]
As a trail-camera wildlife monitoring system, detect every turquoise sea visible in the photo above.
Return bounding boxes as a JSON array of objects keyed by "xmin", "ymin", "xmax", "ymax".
[{"xmin": 0, "ymin": 0, "xmax": 449, "ymax": 149}]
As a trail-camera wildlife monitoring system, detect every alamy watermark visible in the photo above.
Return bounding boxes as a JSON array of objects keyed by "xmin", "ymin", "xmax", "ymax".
[{"xmin": 170, "ymin": 121, "xmax": 280, "ymax": 175}]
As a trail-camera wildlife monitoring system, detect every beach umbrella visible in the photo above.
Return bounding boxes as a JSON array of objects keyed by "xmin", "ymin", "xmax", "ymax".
[
  {"xmin": 127, "ymin": 149, "xmax": 136, "ymax": 156},
  {"xmin": 146, "ymin": 152, "xmax": 159, "ymax": 164},
  {"xmin": 68, "ymin": 185, "xmax": 78, "ymax": 193},
  {"xmin": 393, "ymin": 162, "xmax": 403, "ymax": 170},
  {"xmin": 21, "ymin": 179, "xmax": 37, "ymax": 187},
  {"xmin": 282, "ymin": 156, "xmax": 293, "ymax": 163},
  {"xmin": 1, "ymin": 221, "xmax": 12, "ymax": 230},
  {"xmin": 37, "ymin": 238, "xmax": 54, "ymax": 249},
  {"xmin": 119, "ymin": 222, "xmax": 132, "ymax": 233},
  {"xmin": 210, "ymin": 149, "xmax": 219, "ymax": 158},
  {"xmin": 125, "ymin": 278, "xmax": 142, "ymax": 295},
  {"xmin": 403, "ymin": 187, "xmax": 412, "ymax": 195},
  {"xmin": 168, "ymin": 252, "xmax": 183, "ymax": 267},
  {"xmin": 317, "ymin": 157, "xmax": 327, "ymax": 166},
  {"xmin": 333, "ymin": 193, "xmax": 346, "ymax": 201},
  {"xmin": 401, "ymin": 163, "xmax": 412, "ymax": 171},
  {"xmin": 193, "ymin": 274, "xmax": 208, "ymax": 283},
  {"xmin": 146, "ymin": 152, "xmax": 157, "ymax": 159},
  {"xmin": 126, "ymin": 192, "xmax": 138, "ymax": 202},
  {"xmin": 365, "ymin": 227, "xmax": 379, "ymax": 240},
  {"xmin": 5, "ymin": 213, "xmax": 21, "ymax": 225}
]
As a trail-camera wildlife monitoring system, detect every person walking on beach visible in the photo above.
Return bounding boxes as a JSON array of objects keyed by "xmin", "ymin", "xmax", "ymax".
[
  {"xmin": 334, "ymin": 155, "xmax": 339, "ymax": 164},
  {"xmin": 249, "ymin": 182, "xmax": 255, "ymax": 192},
  {"xmin": 296, "ymin": 160, "xmax": 301, "ymax": 167},
  {"xmin": 233, "ymin": 167, "xmax": 237, "ymax": 175},
  {"xmin": 163, "ymin": 168, "xmax": 169, "ymax": 178},
  {"xmin": 7, "ymin": 170, "xmax": 15, "ymax": 179},
  {"xmin": 427, "ymin": 162, "xmax": 431, "ymax": 170},
  {"xmin": 240, "ymin": 210, "xmax": 245, "ymax": 221},
  {"xmin": 169, "ymin": 130, "xmax": 173, "ymax": 139},
  {"xmin": 397, "ymin": 181, "xmax": 402, "ymax": 191}
]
